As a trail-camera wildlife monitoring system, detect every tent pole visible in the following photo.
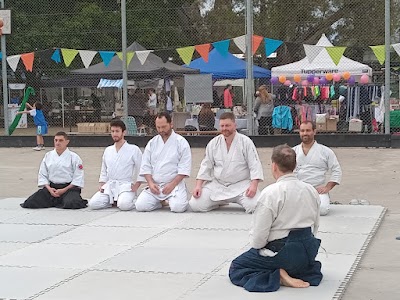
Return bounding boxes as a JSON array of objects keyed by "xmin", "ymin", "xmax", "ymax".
[
  {"xmin": 245, "ymin": 0, "xmax": 254, "ymax": 135},
  {"xmin": 61, "ymin": 87, "xmax": 65, "ymax": 128},
  {"xmin": 384, "ymin": 0, "xmax": 390, "ymax": 134},
  {"xmin": 121, "ymin": 0, "xmax": 128, "ymax": 120}
]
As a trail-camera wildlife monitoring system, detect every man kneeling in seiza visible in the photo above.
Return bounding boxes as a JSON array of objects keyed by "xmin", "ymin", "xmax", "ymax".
[
  {"xmin": 21, "ymin": 132, "xmax": 87, "ymax": 209},
  {"xmin": 229, "ymin": 144, "xmax": 323, "ymax": 292},
  {"xmin": 135, "ymin": 112, "xmax": 192, "ymax": 213},
  {"xmin": 88, "ymin": 119, "xmax": 143, "ymax": 211}
]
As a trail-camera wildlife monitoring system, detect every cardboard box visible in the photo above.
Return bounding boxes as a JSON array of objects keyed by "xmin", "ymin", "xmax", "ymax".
[
  {"xmin": 94, "ymin": 123, "xmax": 109, "ymax": 133},
  {"xmin": 326, "ymin": 116, "xmax": 339, "ymax": 132},
  {"xmin": 316, "ymin": 122, "xmax": 327, "ymax": 132},
  {"xmin": 77, "ymin": 123, "xmax": 89, "ymax": 133},
  {"xmin": 349, "ymin": 119, "xmax": 362, "ymax": 132}
]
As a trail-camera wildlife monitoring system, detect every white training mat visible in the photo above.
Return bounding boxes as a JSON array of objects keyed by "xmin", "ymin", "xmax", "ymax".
[{"xmin": 0, "ymin": 198, "xmax": 385, "ymax": 300}]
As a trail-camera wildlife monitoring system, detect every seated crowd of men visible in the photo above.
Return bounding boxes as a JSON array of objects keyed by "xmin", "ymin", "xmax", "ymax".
[{"xmin": 20, "ymin": 111, "xmax": 342, "ymax": 293}]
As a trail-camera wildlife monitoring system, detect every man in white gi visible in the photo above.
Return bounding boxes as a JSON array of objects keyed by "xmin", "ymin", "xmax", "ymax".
[
  {"xmin": 135, "ymin": 112, "xmax": 191, "ymax": 213},
  {"xmin": 189, "ymin": 112, "xmax": 264, "ymax": 213},
  {"xmin": 88, "ymin": 119, "xmax": 143, "ymax": 211},
  {"xmin": 20, "ymin": 132, "xmax": 87, "ymax": 209},
  {"xmin": 229, "ymin": 145, "xmax": 322, "ymax": 292},
  {"xmin": 293, "ymin": 121, "xmax": 342, "ymax": 216}
]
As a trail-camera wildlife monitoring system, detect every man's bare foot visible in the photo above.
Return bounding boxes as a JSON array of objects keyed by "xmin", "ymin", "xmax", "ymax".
[
  {"xmin": 161, "ymin": 200, "xmax": 169, "ymax": 207},
  {"xmin": 279, "ymin": 269, "xmax": 310, "ymax": 288}
]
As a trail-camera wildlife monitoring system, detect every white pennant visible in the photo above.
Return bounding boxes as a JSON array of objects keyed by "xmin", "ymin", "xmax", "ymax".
[
  {"xmin": 78, "ymin": 50, "xmax": 97, "ymax": 68},
  {"xmin": 392, "ymin": 43, "xmax": 400, "ymax": 57},
  {"xmin": 136, "ymin": 50, "xmax": 152, "ymax": 65},
  {"xmin": 7, "ymin": 55, "xmax": 21, "ymax": 72},
  {"xmin": 303, "ymin": 44, "xmax": 323, "ymax": 63},
  {"xmin": 233, "ymin": 35, "xmax": 246, "ymax": 53}
]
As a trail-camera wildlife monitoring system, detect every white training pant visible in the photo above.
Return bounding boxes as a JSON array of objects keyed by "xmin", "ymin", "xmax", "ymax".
[
  {"xmin": 189, "ymin": 186, "xmax": 260, "ymax": 214},
  {"xmin": 319, "ymin": 193, "xmax": 330, "ymax": 216},
  {"xmin": 135, "ymin": 186, "xmax": 188, "ymax": 213},
  {"xmin": 88, "ymin": 191, "xmax": 136, "ymax": 211}
]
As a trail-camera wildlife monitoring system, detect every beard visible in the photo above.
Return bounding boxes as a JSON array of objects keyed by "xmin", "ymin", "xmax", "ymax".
[{"xmin": 112, "ymin": 135, "xmax": 123, "ymax": 142}]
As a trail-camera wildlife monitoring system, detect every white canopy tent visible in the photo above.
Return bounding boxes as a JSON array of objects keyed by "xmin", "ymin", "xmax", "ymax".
[{"xmin": 271, "ymin": 34, "xmax": 372, "ymax": 79}]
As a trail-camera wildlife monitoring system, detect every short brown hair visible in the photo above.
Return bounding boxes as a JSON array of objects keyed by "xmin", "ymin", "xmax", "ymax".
[
  {"xmin": 219, "ymin": 112, "xmax": 235, "ymax": 121},
  {"xmin": 110, "ymin": 119, "xmax": 126, "ymax": 131},
  {"xmin": 271, "ymin": 144, "xmax": 296, "ymax": 173},
  {"xmin": 157, "ymin": 112, "xmax": 172, "ymax": 123},
  {"xmin": 55, "ymin": 131, "xmax": 69, "ymax": 140},
  {"xmin": 300, "ymin": 120, "xmax": 316, "ymax": 130}
]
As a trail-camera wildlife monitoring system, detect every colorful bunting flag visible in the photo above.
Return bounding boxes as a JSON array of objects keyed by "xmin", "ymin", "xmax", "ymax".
[
  {"xmin": 78, "ymin": 50, "xmax": 97, "ymax": 68},
  {"xmin": 99, "ymin": 51, "xmax": 115, "ymax": 67},
  {"xmin": 252, "ymin": 35, "xmax": 264, "ymax": 55},
  {"xmin": 20, "ymin": 52, "xmax": 35, "ymax": 72},
  {"xmin": 303, "ymin": 44, "xmax": 323, "ymax": 63},
  {"xmin": 116, "ymin": 51, "xmax": 135, "ymax": 66},
  {"xmin": 51, "ymin": 49, "xmax": 61, "ymax": 63},
  {"xmin": 233, "ymin": 35, "xmax": 246, "ymax": 53},
  {"xmin": 264, "ymin": 38, "xmax": 283, "ymax": 57},
  {"xmin": 370, "ymin": 45, "xmax": 385, "ymax": 65},
  {"xmin": 392, "ymin": 43, "xmax": 400, "ymax": 58},
  {"xmin": 325, "ymin": 46, "xmax": 347, "ymax": 65},
  {"xmin": 61, "ymin": 48, "xmax": 79, "ymax": 67},
  {"xmin": 195, "ymin": 44, "xmax": 211, "ymax": 62},
  {"xmin": 135, "ymin": 50, "xmax": 152, "ymax": 65},
  {"xmin": 7, "ymin": 55, "xmax": 20, "ymax": 72},
  {"xmin": 176, "ymin": 46, "xmax": 195, "ymax": 65},
  {"xmin": 212, "ymin": 39, "xmax": 230, "ymax": 56}
]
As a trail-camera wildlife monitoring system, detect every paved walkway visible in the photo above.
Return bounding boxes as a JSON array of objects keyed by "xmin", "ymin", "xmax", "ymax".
[{"xmin": 0, "ymin": 147, "xmax": 399, "ymax": 299}]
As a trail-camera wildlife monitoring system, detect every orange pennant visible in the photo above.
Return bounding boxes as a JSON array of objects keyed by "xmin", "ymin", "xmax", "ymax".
[
  {"xmin": 21, "ymin": 52, "xmax": 35, "ymax": 72},
  {"xmin": 195, "ymin": 44, "xmax": 211, "ymax": 62},
  {"xmin": 252, "ymin": 35, "xmax": 264, "ymax": 55}
]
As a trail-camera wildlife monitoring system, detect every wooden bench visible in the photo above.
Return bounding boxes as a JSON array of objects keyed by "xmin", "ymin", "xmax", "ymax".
[{"xmin": 175, "ymin": 130, "xmax": 220, "ymax": 136}]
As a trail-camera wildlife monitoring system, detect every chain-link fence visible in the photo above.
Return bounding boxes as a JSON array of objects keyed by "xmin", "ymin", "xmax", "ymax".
[{"xmin": 1, "ymin": 0, "xmax": 399, "ymax": 137}]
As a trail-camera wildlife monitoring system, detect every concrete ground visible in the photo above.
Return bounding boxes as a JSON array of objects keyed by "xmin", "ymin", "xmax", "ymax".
[{"xmin": 0, "ymin": 146, "xmax": 399, "ymax": 299}]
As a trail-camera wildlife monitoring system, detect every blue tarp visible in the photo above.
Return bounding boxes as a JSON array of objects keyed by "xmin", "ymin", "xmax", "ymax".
[{"xmin": 186, "ymin": 49, "xmax": 271, "ymax": 79}]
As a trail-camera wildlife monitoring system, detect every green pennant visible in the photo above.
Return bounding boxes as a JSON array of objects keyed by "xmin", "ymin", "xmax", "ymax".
[
  {"xmin": 326, "ymin": 47, "xmax": 347, "ymax": 65},
  {"xmin": 176, "ymin": 46, "xmax": 195, "ymax": 65},
  {"xmin": 116, "ymin": 51, "xmax": 135, "ymax": 66},
  {"xmin": 370, "ymin": 45, "xmax": 385, "ymax": 65},
  {"xmin": 61, "ymin": 49, "xmax": 79, "ymax": 67}
]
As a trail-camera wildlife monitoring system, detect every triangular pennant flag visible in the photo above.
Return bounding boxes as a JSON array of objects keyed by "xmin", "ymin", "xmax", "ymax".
[
  {"xmin": 393, "ymin": 66, "xmax": 400, "ymax": 71},
  {"xmin": 212, "ymin": 39, "xmax": 230, "ymax": 56},
  {"xmin": 20, "ymin": 52, "xmax": 35, "ymax": 72},
  {"xmin": 116, "ymin": 51, "xmax": 135, "ymax": 66},
  {"xmin": 99, "ymin": 51, "xmax": 115, "ymax": 67},
  {"xmin": 264, "ymin": 38, "xmax": 284, "ymax": 57},
  {"xmin": 392, "ymin": 43, "xmax": 400, "ymax": 59},
  {"xmin": 370, "ymin": 45, "xmax": 385, "ymax": 65},
  {"xmin": 252, "ymin": 35, "xmax": 263, "ymax": 55},
  {"xmin": 326, "ymin": 46, "xmax": 347, "ymax": 65},
  {"xmin": 78, "ymin": 50, "xmax": 97, "ymax": 68},
  {"xmin": 51, "ymin": 49, "xmax": 61, "ymax": 63},
  {"xmin": 61, "ymin": 48, "xmax": 79, "ymax": 67},
  {"xmin": 6, "ymin": 55, "xmax": 21, "ymax": 72},
  {"xmin": 135, "ymin": 50, "xmax": 152, "ymax": 65},
  {"xmin": 176, "ymin": 46, "xmax": 195, "ymax": 65},
  {"xmin": 233, "ymin": 35, "xmax": 246, "ymax": 53},
  {"xmin": 195, "ymin": 44, "xmax": 211, "ymax": 62},
  {"xmin": 303, "ymin": 44, "xmax": 323, "ymax": 63}
]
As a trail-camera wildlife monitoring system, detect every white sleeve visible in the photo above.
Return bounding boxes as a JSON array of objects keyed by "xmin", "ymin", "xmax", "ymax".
[
  {"xmin": 133, "ymin": 147, "xmax": 145, "ymax": 182},
  {"xmin": 139, "ymin": 141, "xmax": 153, "ymax": 177},
  {"xmin": 71, "ymin": 154, "xmax": 84, "ymax": 188},
  {"xmin": 327, "ymin": 149, "xmax": 342, "ymax": 184},
  {"xmin": 250, "ymin": 198, "xmax": 274, "ymax": 249},
  {"xmin": 177, "ymin": 139, "xmax": 192, "ymax": 177},
  {"xmin": 37, "ymin": 155, "xmax": 50, "ymax": 187},
  {"xmin": 196, "ymin": 141, "xmax": 214, "ymax": 181},
  {"xmin": 29, "ymin": 109, "xmax": 37, "ymax": 117},
  {"xmin": 245, "ymin": 138, "xmax": 264, "ymax": 181},
  {"xmin": 99, "ymin": 151, "xmax": 108, "ymax": 183}
]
